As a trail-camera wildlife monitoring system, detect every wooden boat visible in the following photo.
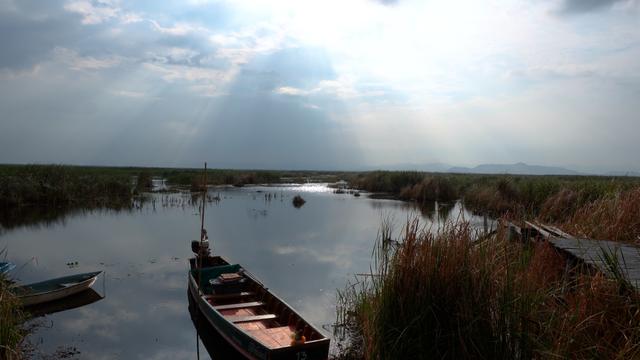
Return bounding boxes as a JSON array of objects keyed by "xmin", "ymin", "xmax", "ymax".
[
  {"xmin": 12, "ymin": 271, "xmax": 102, "ymax": 306},
  {"xmin": 188, "ymin": 253, "xmax": 330, "ymax": 360}
]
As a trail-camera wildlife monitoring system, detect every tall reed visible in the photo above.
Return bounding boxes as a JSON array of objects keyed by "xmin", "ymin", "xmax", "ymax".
[
  {"xmin": 561, "ymin": 188, "xmax": 640, "ymax": 243},
  {"xmin": 0, "ymin": 274, "xmax": 25, "ymax": 359},
  {"xmin": 335, "ymin": 218, "xmax": 640, "ymax": 359}
]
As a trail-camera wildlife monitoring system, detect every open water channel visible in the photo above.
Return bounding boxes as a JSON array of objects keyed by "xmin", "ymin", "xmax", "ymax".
[{"xmin": 0, "ymin": 184, "xmax": 492, "ymax": 359}]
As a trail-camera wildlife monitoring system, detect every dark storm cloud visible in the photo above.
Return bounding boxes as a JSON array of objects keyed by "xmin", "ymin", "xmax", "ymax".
[
  {"xmin": 0, "ymin": 1, "xmax": 81, "ymax": 70},
  {"xmin": 557, "ymin": 0, "xmax": 629, "ymax": 14}
]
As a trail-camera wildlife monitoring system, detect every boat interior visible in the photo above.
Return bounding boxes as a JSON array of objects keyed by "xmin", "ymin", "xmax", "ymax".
[{"xmin": 191, "ymin": 257, "xmax": 326, "ymax": 349}]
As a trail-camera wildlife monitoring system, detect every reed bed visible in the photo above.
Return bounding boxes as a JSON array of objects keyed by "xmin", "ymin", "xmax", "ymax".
[
  {"xmin": 335, "ymin": 218, "xmax": 640, "ymax": 359},
  {"xmin": 349, "ymin": 171, "xmax": 640, "ymax": 223},
  {"xmin": 0, "ymin": 273, "xmax": 25, "ymax": 360},
  {"xmin": 559, "ymin": 187, "xmax": 640, "ymax": 244},
  {"xmin": 0, "ymin": 165, "xmax": 132, "ymax": 209}
]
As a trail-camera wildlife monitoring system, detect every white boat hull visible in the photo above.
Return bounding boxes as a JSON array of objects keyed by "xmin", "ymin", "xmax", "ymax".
[{"xmin": 19, "ymin": 274, "xmax": 100, "ymax": 306}]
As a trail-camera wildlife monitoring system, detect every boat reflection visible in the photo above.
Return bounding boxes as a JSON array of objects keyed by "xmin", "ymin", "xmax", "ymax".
[
  {"xmin": 188, "ymin": 290, "xmax": 245, "ymax": 360},
  {"xmin": 25, "ymin": 288, "xmax": 104, "ymax": 318}
]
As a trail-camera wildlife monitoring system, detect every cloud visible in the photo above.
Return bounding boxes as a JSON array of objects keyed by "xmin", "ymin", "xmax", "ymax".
[
  {"xmin": 274, "ymin": 76, "xmax": 389, "ymax": 101},
  {"xmin": 210, "ymin": 23, "xmax": 288, "ymax": 66},
  {"xmin": 53, "ymin": 47, "xmax": 123, "ymax": 70},
  {"xmin": 143, "ymin": 62, "xmax": 231, "ymax": 82},
  {"xmin": 148, "ymin": 19, "xmax": 206, "ymax": 36},
  {"xmin": 64, "ymin": 0, "xmax": 120, "ymax": 24},
  {"xmin": 557, "ymin": 0, "xmax": 635, "ymax": 14},
  {"xmin": 1, "ymin": 0, "xmax": 640, "ymax": 172},
  {"xmin": 275, "ymin": 86, "xmax": 309, "ymax": 96},
  {"xmin": 111, "ymin": 90, "xmax": 148, "ymax": 98}
]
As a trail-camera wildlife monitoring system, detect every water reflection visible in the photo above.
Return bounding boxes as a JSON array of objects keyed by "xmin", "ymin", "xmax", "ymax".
[
  {"xmin": 0, "ymin": 184, "xmax": 493, "ymax": 358},
  {"xmin": 26, "ymin": 288, "xmax": 104, "ymax": 318}
]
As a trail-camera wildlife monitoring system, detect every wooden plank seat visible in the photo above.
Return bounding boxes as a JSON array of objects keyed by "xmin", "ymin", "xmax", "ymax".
[
  {"xmin": 214, "ymin": 301, "xmax": 265, "ymax": 311},
  {"xmin": 246, "ymin": 326, "xmax": 295, "ymax": 349},
  {"xmin": 227, "ymin": 314, "xmax": 277, "ymax": 323},
  {"xmin": 204, "ymin": 291, "xmax": 255, "ymax": 301}
]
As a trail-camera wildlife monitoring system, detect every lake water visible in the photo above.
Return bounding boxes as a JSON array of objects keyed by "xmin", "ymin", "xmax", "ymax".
[{"xmin": 0, "ymin": 184, "xmax": 492, "ymax": 359}]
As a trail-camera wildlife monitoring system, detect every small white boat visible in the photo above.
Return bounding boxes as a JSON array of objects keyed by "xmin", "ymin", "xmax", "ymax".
[{"xmin": 12, "ymin": 271, "xmax": 102, "ymax": 306}]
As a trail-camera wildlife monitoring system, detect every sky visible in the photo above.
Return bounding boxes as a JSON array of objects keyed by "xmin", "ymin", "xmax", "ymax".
[{"xmin": 0, "ymin": 0, "xmax": 638, "ymax": 172}]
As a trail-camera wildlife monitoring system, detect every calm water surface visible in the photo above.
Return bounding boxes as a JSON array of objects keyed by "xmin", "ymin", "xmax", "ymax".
[{"xmin": 0, "ymin": 184, "xmax": 492, "ymax": 359}]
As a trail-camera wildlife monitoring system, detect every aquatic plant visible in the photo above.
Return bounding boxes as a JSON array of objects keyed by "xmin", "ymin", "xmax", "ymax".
[
  {"xmin": 292, "ymin": 195, "xmax": 306, "ymax": 208},
  {"xmin": 135, "ymin": 171, "xmax": 153, "ymax": 192}
]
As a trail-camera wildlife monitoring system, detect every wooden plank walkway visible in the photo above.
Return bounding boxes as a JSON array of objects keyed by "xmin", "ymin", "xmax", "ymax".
[{"xmin": 513, "ymin": 221, "xmax": 640, "ymax": 290}]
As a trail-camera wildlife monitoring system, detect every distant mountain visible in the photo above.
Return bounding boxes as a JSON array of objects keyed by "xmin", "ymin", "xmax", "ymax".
[
  {"xmin": 447, "ymin": 162, "xmax": 582, "ymax": 176},
  {"xmin": 369, "ymin": 162, "xmax": 639, "ymax": 176},
  {"xmin": 605, "ymin": 171, "xmax": 640, "ymax": 177},
  {"xmin": 367, "ymin": 162, "xmax": 452, "ymax": 172}
]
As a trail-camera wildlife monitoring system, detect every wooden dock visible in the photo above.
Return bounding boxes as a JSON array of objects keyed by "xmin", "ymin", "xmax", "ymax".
[{"xmin": 507, "ymin": 221, "xmax": 640, "ymax": 290}]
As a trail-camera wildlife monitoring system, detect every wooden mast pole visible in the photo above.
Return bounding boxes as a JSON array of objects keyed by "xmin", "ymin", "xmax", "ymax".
[
  {"xmin": 195, "ymin": 162, "xmax": 207, "ymax": 358},
  {"xmin": 200, "ymin": 162, "xmax": 207, "ymax": 252},
  {"xmin": 197, "ymin": 162, "xmax": 207, "ymax": 296}
]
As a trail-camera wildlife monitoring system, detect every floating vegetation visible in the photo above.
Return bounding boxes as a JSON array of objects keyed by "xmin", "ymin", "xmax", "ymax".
[{"xmin": 292, "ymin": 195, "xmax": 306, "ymax": 208}]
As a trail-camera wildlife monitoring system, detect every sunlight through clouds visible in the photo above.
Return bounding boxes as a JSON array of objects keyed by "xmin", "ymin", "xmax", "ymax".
[{"xmin": 0, "ymin": 0, "xmax": 638, "ymax": 171}]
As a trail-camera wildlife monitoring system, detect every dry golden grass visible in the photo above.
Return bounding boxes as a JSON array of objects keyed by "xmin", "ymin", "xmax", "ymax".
[
  {"xmin": 561, "ymin": 188, "xmax": 640, "ymax": 243},
  {"xmin": 335, "ymin": 218, "xmax": 640, "ymax": 360}
]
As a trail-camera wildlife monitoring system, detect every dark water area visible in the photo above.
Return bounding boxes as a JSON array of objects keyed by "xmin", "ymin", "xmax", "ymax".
[{"xmin": 0, "ymin": 184, "xmax": 494, "ymax": 359}]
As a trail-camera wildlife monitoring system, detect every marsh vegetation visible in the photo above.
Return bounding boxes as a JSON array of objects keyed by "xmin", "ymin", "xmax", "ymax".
[
  {"xmin": 349, "ymin": 171, "xmax": 640, "ymax": 235},
  {"xmin": 0, "ymin": 272, "xmax": 25, "ymax": 360},
  {"xmin": 335, "ymin": 216, "xmax": 640, "ymax": 359}
]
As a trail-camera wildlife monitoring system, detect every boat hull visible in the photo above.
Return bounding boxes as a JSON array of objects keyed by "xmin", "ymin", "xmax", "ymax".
[
  {"xmin": 188, "ymin": 258, "xmax": 330, "ymax": 360},
  {"xmin": 16, "ymin": 271, "xmax": 101, "ymax": 306}
]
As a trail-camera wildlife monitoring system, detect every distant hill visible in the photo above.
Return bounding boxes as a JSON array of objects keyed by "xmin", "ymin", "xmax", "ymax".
[
  {"xmin": 371, "ymin": 162, "xmax": 639, "ymax": 176},
  {"xmin": 447, "ymin": 162, "xmax": 582, "ymax": 176},
  {"xmin": 605, "ymin": 171, "xmax": 640, "ymax": 177},
  {"xmin": 366, "ymin": 162, "xmax": 452, "ymax": 172}
]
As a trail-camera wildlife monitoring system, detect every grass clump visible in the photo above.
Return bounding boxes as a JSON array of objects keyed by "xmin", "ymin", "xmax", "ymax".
[
  {"xmin": 335, "ymin": 218, "xmax": 640, "ymax": 359},
  {"xmin": 0, "ymin": 273, "xmax": 25, "ymax": 359},
  {"xmin": 560, "ymin": 187, "xmax": 640, "ymax": 243}
]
